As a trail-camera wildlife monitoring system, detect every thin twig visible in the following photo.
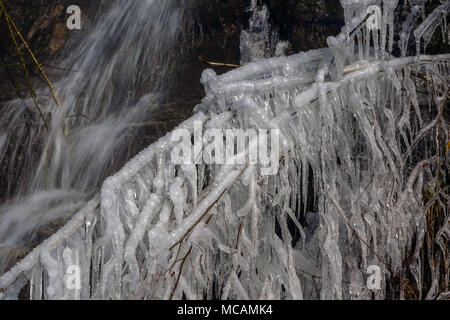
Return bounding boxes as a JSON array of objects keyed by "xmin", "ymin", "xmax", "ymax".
[
  {"xmin": 349, "ymin": 13, "xmax": 372, "ymax": 38},
  {"xmin": 3, "ymin": 6, "xmax": 48, "ymax": 130},
  {"xmin": 0, "ymin": 0, "xmax": 61, "ymax": 108},
  {"xmin": 169, "ymin": 245, "xmax": 192, "ymax": 300},
  {"xmin": 7, "ymin": 62, "xmax": 78, "ymax": 73},
  {"xmin": 198, "ymin": 56, "xmax": 240, "ymax": 68}
]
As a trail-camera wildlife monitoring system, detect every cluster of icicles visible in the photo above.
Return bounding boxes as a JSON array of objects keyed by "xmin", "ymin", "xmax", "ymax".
[{"xmin": 0, "ymin": 0, "xmax": 449, "ymax": 300}]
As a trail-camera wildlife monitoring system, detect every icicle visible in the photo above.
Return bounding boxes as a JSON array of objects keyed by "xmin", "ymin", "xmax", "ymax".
[
  {"xmin": 169, "ymin": 177, "xmax": 185, "ymax": 226},
  {"xmin": 124, "ymin": 194, "xmax": 161, "ymax": 290}
]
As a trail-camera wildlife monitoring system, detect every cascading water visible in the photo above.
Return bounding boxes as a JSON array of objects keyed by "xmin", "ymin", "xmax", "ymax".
[{"xmin": 0, "ymin": 0, "xmax": 186, "ymax": 273}]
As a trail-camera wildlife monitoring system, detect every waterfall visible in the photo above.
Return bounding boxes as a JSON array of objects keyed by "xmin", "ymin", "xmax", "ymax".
[{"xmin": 0, "ymin": 0, "xmax": 186, "ymax": 273}]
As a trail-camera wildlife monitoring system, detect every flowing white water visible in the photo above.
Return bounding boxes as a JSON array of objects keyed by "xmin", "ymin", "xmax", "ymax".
[{"xmin": 0, "ymin": 0, "xmax": 186, "ymax": 273}]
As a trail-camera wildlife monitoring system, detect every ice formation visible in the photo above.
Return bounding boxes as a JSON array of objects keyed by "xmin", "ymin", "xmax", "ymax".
[{"xmin": 0, "ymin": 0, "xmax": 449, "ymax": 300}]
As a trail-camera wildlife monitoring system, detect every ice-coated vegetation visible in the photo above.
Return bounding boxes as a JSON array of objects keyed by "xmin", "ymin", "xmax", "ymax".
[
  {"xmin": 0, "ymin": 0, "xmax": 449, "ymax": 300},
  {"xmin": 0, "ymin": 0, "xmax": 186, "ymax": 274}
]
